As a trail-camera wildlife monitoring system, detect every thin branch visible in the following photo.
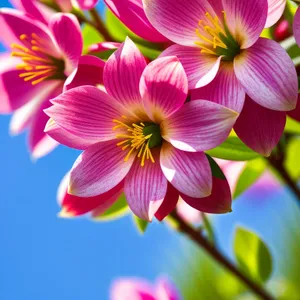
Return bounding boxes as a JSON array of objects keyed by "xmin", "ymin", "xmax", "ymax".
[
  {"xmin": 170, "ymin": 211, "xmax": 275, "ymax": 300},
  {"xmin": 267, "ymin": 156, "xmax": 300, "ymax": 201},
  {"xmin": 89, "ymin": 8, "xmax": 114, "ymax": 41}
]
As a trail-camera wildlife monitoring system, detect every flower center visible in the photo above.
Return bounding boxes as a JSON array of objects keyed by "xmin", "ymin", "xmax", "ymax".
[
  {"xmin": 11, "ymin": 33, "xmax": 65, "ymax": 85},
  {"xmin": 195, "ymin": 12, "xmax": 240, "ymax": 60},
  {"xmin": 113, "ymin": 117, "xmax": 162, "ymax": 167}
]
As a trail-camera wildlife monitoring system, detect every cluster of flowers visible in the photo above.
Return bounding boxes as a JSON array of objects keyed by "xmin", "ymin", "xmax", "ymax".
[{"xmin": 1, "ymin": 0, "xmax": 299, "ymax": 222}]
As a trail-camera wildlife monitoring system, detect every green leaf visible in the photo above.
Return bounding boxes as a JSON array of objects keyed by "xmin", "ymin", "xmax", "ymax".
[
  {"xmin": 233, "ymin": 226, "xmax": 273, "ymax": 283},
  {"xmin": 133, "ymin": 215, "xmax": 149, "ymax": 234},
  {"xmin": 285, "ymin": 117, "xmax": 300, "ymax": 134},
  {"xmin": 82, "ymin": 23, "xmax": 104, "ymax": 53},
  {"xmin": 284, "ymin": 137, "xmax": 300, "ymax": 180},
  {"xmin": 93, "ymin": 193, "xmax": 129, "ymax": 221},
  {"xmin": 105, "ymin": 8, "xmax": 162, "ymax": 60},
  {"xmin": 206, "ymin": 136, "xmax": 260, "ymax": 161},
  {"xmin": 206, "ymin": 154, "xmax": 226, "ymax": 179},
  {"xmin": 233, "ymin": 158, "xmax": 267, "ymax": 199}
]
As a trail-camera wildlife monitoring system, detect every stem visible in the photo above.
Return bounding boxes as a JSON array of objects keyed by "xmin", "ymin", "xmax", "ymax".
[
  {"xmin": 89, "ymin": 8, "xmax": 114, "ymax": 41},
  {"xmin": 171, "ymin": 211, "xmax": 275, "ymax": 300},
  {"xmin": 267, "ymin": 156, "xmax": 300, "ymax": 201}
]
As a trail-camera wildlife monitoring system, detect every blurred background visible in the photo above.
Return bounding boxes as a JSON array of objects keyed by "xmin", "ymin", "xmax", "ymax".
[{"xmin": 1, "ymin": 1, "xmax": 300, "ymax": 299}]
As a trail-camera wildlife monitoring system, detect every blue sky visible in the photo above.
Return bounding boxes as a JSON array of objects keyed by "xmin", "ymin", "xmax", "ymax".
[{"xmin": 0, "ymin": 1, "xmax": 299, "ymax": 299}]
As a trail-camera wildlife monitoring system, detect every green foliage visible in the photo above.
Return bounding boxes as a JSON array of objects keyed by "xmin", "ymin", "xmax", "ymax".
[
  {"xmin": 105, "ymin": 8, "xmax": 162, "ymax": 60},
  {"xmin": 82, "ymin": 23, "xmax": 104, "ymax": 53},
  {"xmin": 285, "ymin": 117, "xmax": 300, "ymax": 134},
  {"xmin": 233, "ymin": 159, "xmax": 267, "ymax": 199},
  {"xmin": 206, "ymin": 136, "xmax": 260, "ymax": 161},
  {"xmin": 93, "ymin": 193, "xmax": 129, "ymax": 221},
  {"xmin": 233, "ymin": 226, "xmax": 273, "ymax": 284},
  {"xmin": 133, "ymin": 215, "xmax": 149, "ymax": 234},
  {"xmin": 284, "ymin": 137, "xmax": 300, "ymax": 180}
]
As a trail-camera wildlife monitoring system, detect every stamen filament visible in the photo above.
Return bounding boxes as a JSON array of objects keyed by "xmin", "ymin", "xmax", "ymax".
[{"xmin": 113, "ymin": 119, "xmax": 158, "ymax": 166}]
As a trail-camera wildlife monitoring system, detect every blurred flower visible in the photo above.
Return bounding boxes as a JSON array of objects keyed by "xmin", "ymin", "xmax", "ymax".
[
  {"xmin": 143, "ymin": 0, "xmax": 298, "ymax": 156},
  {"xmin": 0, "ymin": 9, "xmax": 104, "ymax": 158},
  {"xmin": 266, "ymin": 0, "xmax": 286, "ymax": 28},
  {"xmin": 46, "ymin": 37, "xmax": 237, "ymax": 221},
  {"xmin": 110, "ymin": 276, "xmax": 181, "ymax": 300},
  {"xmin": 104, "ymin": 0, "xmax": 168, "ymax": 43},
  {"xmin": 216, "ymin": 159, "xmax": 245, "ymax": 193},
  {"xmin": 176, "ymin": 199, "xmax": 202, "ymax": 225},
  {"xmin": 11, "ymin": 0, "xmax": 98, "ymax": 24},
  {"xmin": 274, "ymin": 19, "xmax": 291, "ymax": 41}
]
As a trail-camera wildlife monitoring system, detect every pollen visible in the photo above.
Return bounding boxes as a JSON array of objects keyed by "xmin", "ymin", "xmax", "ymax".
[
  {"xmin": 11, "ymin": 33, "xmax": 64, "ymax": 85},
  {"xmin": 195, "ymin": 11, "xmax": 240, "ymax": 59},
  {"xmin": 113, "ymin": 117, "xmax": 162, "ymax": 167}
]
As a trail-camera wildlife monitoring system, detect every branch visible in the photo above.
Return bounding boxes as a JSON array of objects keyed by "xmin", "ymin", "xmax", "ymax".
[
  {"xmin": 89, "ymin": 8, "xmax": 114, "ymax": 41},
  {"xmin": 267, "ymin": 156, "xmax": 300, "ymax": 201},
  {"xmin": 170, "ymin": 211, "xmax": 275, "ymax": 300}
]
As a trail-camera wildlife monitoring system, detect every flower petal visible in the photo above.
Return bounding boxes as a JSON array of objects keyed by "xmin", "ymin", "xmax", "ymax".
[
  {"xmin": 288, "ymin": 94, "xmax": 300, "ymax": 122},
  {"xmin": 9, "ymin": 80, "xmax": 63, "ymax": 134},
  {"xmin": 155, "ymin": 183, "xmax": 179, "ymax": 221},
  {"xmin": 140, "ymin": 56, "xmax": 188, "ymax": 123},
  {"xmin": 104, "ymin": 0, "xmax": 167, "ymax": 42},
  {"xmin": 266, "ymin": 0, "xmax": 286, "ymax": 28},
  {"xmin": 76, "ymin": 0, "xmax": 98, "ymax": 10},
  {"xmin": 155, "ymin": 277, "xmax": 181, "ymax": 300},
  {"xmin": 0, "ymin": 8, "xmax": 58, "ymax": 53},
  {"xmin": 181, "ymin": 175, "xmax": 232, "ymax": 214},
  {"xmin": 160, "ymin": 44, "xmax": 222, "ymax": 89},
  {"xmin": 124, "ymin": 151, "xmax": 168, "ymax": 221},
  {"xmin": 161, "ymin": 100, "xmax": 239, "ymax": 152},
  {"xmin": 0, "ymin": 55, "xmax": 58, "ymax": 114},
  {"xmin": 45, "ymin": 86, "xmax": 123, "ymax": 144},
  {"xmin": 64, "ymin": 55, "xmax": 105, "ymax": 91},
  {"xmin": 45, "ymin": 119, "xmax": 94, "ymax": 150},
  {"xmin": 88, "ymin": 42, "xmax": 120, "ymax": 53},
  {"xmin": 103, "ymin": 37, "xmax": 146, "ymax": 113},
  {"xmin": 10, "ymin": 0, "xmax": 49, "ymax": 24},
  {"xmin": 222, "ymin": 0, "xmax": 268, "ymax": 49},
  {"xmin": 191, "ymin": 62, "xmax": 245, "ymax": 113},
  {"xmin": 110, "ymin": 279, "xmax": 156, "ymax": 300},
  {"xmin": 49, "ymin": 13, "xmax": 83, "ymax": 74},
  {"xmin": 60, "ymin": 179, "xmax": 124, "ymax": 217},
  {"xmin": 69, "ymin": 140, "xmax": 135, "ymax": 197},
  {"xmin": 293, "ymin": 6, "xmax": 300, "ymax": 47},
  {"xmin": 234, "ymin": 38, "xmax": 298, "ymax": 111},
  {"xmin": 160, "ymin": 143, "xmax": 212, "ymax": 198},
  {"xmin": 143, "ymin": 0, "xmax": 214, "ymax": 46},
  {"xmin": 28, "ymin": 98, "xmax": 60, "ymax": 159},
  {"xmin": 234, "ymin": 96, "xmax": 286, "ymax": 156}
]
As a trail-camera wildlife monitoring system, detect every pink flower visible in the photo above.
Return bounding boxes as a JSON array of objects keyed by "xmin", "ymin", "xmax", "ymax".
[
  {"xmin": 11, "ymin": 0, "xmax": 98, "ymax": 25},
  {"xmin": 0, "ymin": 9, "xmax": 104, "ymax": 158},
  {"xmin": 104, "ymin": 0, "xmax": 168, "ymax": 43},
  {"xmin": 110, "ymin": 276, "xmax": 181, "ymax": 300},
  {"xmin": 143, "ymin": 0, "xmax": 298, "ymax": 156},
  {"xmin": 266, "ymin": 0, "xmax": 286, "ymax": 28},
  {"xmin": 45, "ymin": 38, "xmax": 237, "ymax": 221}
]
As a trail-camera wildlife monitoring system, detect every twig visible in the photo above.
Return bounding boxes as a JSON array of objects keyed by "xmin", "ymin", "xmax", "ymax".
[
  {"xmin": 89, "ymin": 8, "xmax": 114, "ymax": 41},
  {"xmin": 170, "ymin": 211, "xmax": 275, "ymax": 300}
]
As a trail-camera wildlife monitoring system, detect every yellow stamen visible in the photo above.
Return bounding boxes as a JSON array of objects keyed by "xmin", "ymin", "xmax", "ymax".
[
  {"xmin": 195, "ymin": 11, "xmax": 229, "ymax": 55},
  {"xmin": 10, "ymin": 33, "xmax": 63, "ymax": 85},
  {"xmin": 113, "ymin": 119, "xmax": 155, "ymax": 167}
]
